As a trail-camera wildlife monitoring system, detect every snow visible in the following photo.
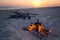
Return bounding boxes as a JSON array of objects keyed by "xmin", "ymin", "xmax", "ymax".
[{"xmin": 0, "ymin": 7, "xmax": 60, "ymax": 40}]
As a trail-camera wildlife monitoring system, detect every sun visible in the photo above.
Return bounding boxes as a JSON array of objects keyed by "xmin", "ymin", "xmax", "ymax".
[{"xmin": 32, "ymin": 0, "xmax": 41, "ymax": 7}]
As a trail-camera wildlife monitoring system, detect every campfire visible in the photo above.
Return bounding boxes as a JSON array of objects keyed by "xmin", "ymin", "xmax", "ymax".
[
  {"xmin": 23, "ymin": 19, "xmax": 51, "ymax": 37},
  {"xmin": 26, "ymin": 23, "xmax": 51, "ymax": 36}
]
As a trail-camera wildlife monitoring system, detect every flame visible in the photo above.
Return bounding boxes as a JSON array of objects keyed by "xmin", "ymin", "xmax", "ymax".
[
  {"xmin": 27, "ymin": 24, "xmax": 36, "ymax": 31},
  {"xmin": 27, "ymin": 23, "xmax": 51, "ymax": 36},
  {"xmin": 38, "ymin": 25, "xmax": 44, "ymax": 33},
  {"xmin": 27, "ymin": 24, "xmax": 44, "ymax": 33}
]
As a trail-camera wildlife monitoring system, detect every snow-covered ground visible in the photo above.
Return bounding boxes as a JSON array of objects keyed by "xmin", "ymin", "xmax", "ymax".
[{"xmin": 0, "ymin": 7, "xmax": 60, "ymax": 40}]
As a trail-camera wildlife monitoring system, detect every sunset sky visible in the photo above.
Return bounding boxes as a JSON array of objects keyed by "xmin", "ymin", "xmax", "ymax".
[{"xmin": 0, "ymin": 0, "xmax": 60, "ymax": 8}]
